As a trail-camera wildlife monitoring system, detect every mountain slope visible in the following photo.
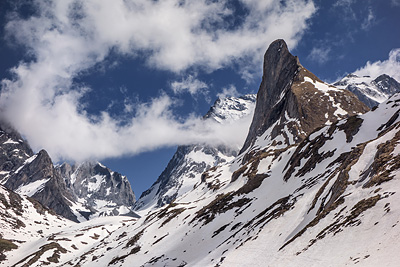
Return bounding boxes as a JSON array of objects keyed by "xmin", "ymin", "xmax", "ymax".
[
  {"xmin": 92, "ymin": 79, "xmax": 398, "ymax": 267},
  {"xmin": 334, "ymin": 73, "xmax": 400, "ymax": 108},
  {"xmin": 7, "ymin": 93, "xmax": 400, "ymax": 266},
  {"xmin": 134, "ymin": 95, "xmax": 256, "ymax": 212},
  {"xmin": 0, "ymin": 184, "xmax": 73, "ymax": 262},
  {"xmin": 3, "ymin": 149, "xmax": 78, "ymax": 222}
]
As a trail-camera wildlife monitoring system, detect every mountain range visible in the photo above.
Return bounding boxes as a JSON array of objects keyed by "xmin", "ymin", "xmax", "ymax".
[{"xmin": 1, "ymin": 39, "xmax": 400, "ymax": 266}]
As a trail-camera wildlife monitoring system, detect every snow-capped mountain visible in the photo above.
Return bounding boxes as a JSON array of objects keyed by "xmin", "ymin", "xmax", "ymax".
[
  {"xmin": 0, "ymin": 121, "xmax": 137, "ymax": 222},
  {"xmin": 56, "ymin": 162, "xmax": 138, "ymax": 220},
  {"xmin": 134, "ymin": 95, "xmax": 256, "ymax": 212},
  {"xmin": 2, "ymin": 39, "xmax": 400, "ymax": 266},
  {"xmin": 333, "ymin": 73, "xmax": 400, "ymax": 108}
]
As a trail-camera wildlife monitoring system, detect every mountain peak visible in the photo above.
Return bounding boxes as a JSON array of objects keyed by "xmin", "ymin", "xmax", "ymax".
[
  {"xmin": 240, "ymin": 40, "xmax": 369, "ymax": 154},
  {"xmin": 240, "ymin": 39, "xmax": 301, "ymax": 153}
]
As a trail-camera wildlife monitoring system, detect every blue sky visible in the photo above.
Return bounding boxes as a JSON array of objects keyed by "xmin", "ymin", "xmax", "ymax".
[{"xmin": 0, "ymin": 0, "xmax": 399, "ymax": 197}]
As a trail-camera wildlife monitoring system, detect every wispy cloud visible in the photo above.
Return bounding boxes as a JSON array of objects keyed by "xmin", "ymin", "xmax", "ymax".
[
  {"xmin": 361, "ymin": 8, "xmax": 375, "ymax": 31},
  {"xmin": 0, "ymin": 0, "xmax": 315, "ymax": 162},
  {"xmin": 391, "ymin": 0, "xmax": 400, "ymax": 6},
  {"xmin": 308, "ymin": 46, "xmax": 332, "ymax": 64},
  {"xmin": 170, "ymin": 75, "xmax": 209, "ymax": 96},
  {"xmin": 333, "ymin": 0, "xmax": 357, "ymax": 21},
  {"xmin": 354, "ymin": 48, "xmax": 400, "ymax": 81}
]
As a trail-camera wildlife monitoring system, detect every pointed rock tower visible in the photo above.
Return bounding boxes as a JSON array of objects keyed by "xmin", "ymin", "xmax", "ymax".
[{"xmin": 241, "ymin": 39, "xmax": 369, "ymax": 154}]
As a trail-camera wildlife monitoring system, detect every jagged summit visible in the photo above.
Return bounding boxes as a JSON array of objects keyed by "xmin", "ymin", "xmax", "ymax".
[
  {"xmin": 334, "ymin": 73, "xmax": 400, "ymax": 108},
  {"xmin": 241, "ymin": 39, "xmax": 369, "ymax": 154},
  {"xmin": 56, "ymin": 161, "xmax": 137, "ymax": 220}
]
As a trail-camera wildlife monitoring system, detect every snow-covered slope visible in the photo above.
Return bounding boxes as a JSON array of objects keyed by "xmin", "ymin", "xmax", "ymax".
[
  {"xmin": 2, "ymin": 208, "xmax": 136, "ymax": 266},
  {"xmin": 334, "ymin": 73, "xmax": 400, "ymax": 108},
  {"xmin": 0, "ymin": 184, "xmax": 73, "ymax": 263},
  {"xmin": 134, "ymin": 95, "xmax": 256, "ymax": 212},
  {"xmin": 54, "ymin": 76, "xmax": 400, "ymax": 267}
]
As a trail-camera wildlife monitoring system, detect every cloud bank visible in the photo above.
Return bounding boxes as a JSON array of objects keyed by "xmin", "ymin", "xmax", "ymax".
[{"xmin": 0, "ymin": 0, "xmax": 316, "ymax": 162}]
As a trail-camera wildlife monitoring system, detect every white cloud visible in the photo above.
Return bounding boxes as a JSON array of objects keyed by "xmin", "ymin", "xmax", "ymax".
[
  {"xmin": 308, "ymin": 46, "xmax": 331, "ymax": 64},
  {"xmin": 170, "ymin": 75, "xmax": 208, "ymax": 96},
  {"xmin": 353, "ymin": 48, "xmax": 400, "ymax": 82},
  {"xmin": 0, "ymin": 0, "xmax": 315, "ymax": 162}
]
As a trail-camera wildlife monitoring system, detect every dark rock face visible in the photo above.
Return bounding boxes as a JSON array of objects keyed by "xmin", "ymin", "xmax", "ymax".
[
  {"xmin": 240, "ymin": 39, "xmax": 369, "ymax": 154},
  {"xmin": 4, "ymin": 150, "xmax": 78, "ymax": 222},
  {"xmin": 241, "ymin": 39, "xmax": 300, "ymax": 153}
]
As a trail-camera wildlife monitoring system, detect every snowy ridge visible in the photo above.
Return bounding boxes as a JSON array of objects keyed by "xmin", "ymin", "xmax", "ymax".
[
  {"xmin": 0, "ymin": 123, "xmax": 33, "ymax": 183},
  {"xmin": 334, "ymin": 73, "xmax": 400, "ymax": 108},
  {"xmin": 0, "ymin": 122, "xmax": 137, "ymax": 223}
]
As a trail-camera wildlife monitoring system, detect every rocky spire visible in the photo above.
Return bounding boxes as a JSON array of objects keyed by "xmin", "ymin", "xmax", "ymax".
[
  {"xmin": 240, "ymin": 39, "xmax": 369, "ymax": 154},
  {"xmin": 241, "ymin": 39, "xmax": 300, "ymax": 153}
]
